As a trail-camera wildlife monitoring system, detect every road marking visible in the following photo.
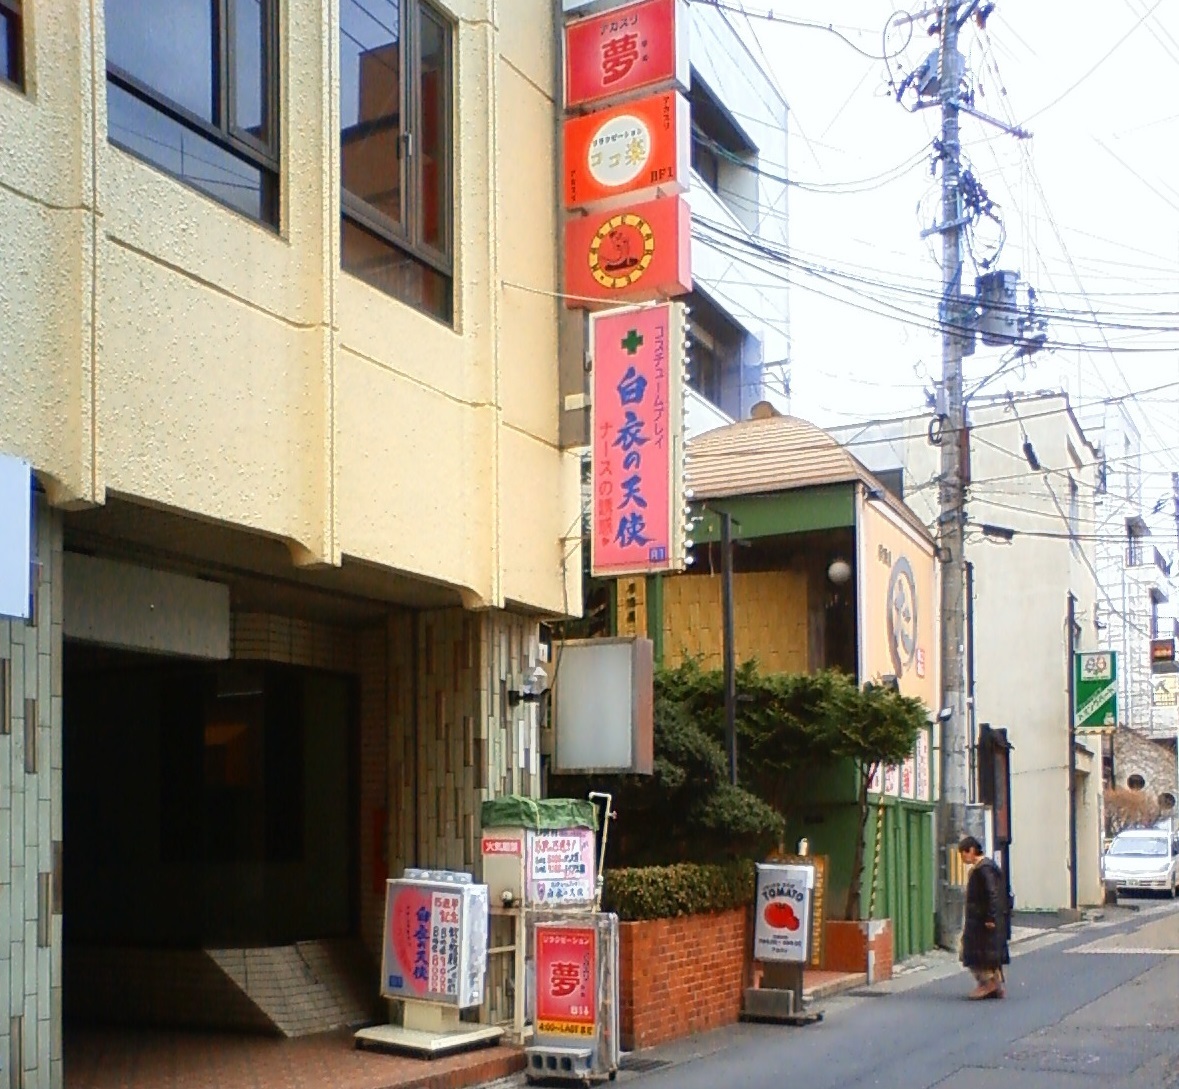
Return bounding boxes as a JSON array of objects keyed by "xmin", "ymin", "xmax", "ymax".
[{"xmin": 1068, "ymin": 944, "xmax": 1179, "ymax": 955}]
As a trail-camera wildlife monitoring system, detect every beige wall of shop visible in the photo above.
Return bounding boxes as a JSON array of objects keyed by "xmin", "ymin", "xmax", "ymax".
[{"xmin": 0, "ymin": 0, "xmax": 579, "ymax": 616}]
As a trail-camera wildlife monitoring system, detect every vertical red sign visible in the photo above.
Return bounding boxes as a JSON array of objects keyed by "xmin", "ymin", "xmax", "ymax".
[
  {"xmin": 591, "ymin": 303, "xmax": 684, "ymax": 577},
  {"xmin": 535, "ymin": 927, "xmax": 597, "ymax": 1037},
  {"xmin": 565, "ymin": 0, "xmax": 686, "ymax": 110}
]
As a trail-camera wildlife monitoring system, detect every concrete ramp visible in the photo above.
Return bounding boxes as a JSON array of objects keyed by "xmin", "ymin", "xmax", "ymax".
[
  {"xmin": 207, "ymin": 940, "xmax": 380, "ymax": 1037},
  {"xmin": 66, "ymin": 940, "xmax": 380, "ymax": 1037}
]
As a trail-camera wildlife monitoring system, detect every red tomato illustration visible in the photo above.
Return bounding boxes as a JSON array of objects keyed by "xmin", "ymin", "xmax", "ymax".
[{"xmin": 763, "ymin": 902, "xmax": 800, "ymax": 931}]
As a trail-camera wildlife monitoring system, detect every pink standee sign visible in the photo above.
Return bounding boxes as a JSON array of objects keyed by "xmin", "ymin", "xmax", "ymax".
[{"xmin": 590, "ymin": 302, "xmax": 686, "ymax": 578}]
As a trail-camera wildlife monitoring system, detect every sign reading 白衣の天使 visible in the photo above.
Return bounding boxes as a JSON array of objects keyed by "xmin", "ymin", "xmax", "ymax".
[
  {"xmin": 1074, "ymin": 651, "xmax": 1118, "ymax": 731},
  {"xmin": 589, "ymin": 302, "xmax": 686, "ymax": 578}
]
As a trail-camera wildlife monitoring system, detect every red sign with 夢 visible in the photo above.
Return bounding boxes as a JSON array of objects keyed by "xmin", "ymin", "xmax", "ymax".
[
  {"xmin": 565, "ymin": 0, "xmax": 687, "ymax": 109},
  {"xmin": 563, "ymin": 91, "xmax": 689, "ymax": 209},
  {"xmin": 565, "ymin": 194, "xmax": 691, "ymax": 305},
  {"xmin": 535, "ymin": 926, "xmax": 597, "ymax": 1037},
  {"xmin": 590, "ymin": 303, "xmax": 683, "ymax": 577}
]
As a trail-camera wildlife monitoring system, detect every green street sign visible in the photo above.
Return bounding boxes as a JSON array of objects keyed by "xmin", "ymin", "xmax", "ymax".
[{"xmin": 1074, "ymin": 651, "xmax": 1118, "ymax": 731}]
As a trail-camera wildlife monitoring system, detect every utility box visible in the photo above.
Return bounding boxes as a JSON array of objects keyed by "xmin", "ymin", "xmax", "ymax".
[{"xmin": 977, "ymin": 270, "xmax": 1019, "ymax": 345}]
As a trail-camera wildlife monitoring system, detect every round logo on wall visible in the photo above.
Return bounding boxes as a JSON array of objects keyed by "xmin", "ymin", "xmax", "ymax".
[
  {"xmin": 586, "ymin": 114, "xmax": 652, "ymax": 189},
  {"xmin": 588, "ymin": 213, "xmax": 656, "ymax": 289},
  {"xmin": 887, "ymin": 555, "xmax": 918, "ymax": 677}
]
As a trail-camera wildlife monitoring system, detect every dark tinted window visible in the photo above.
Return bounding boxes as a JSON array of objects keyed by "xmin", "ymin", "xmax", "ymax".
[{"xmin": 0, "ymin": 1, "xmax": 23, "ymax": 89}]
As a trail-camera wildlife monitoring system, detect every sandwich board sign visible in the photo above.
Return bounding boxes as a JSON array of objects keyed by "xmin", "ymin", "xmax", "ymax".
[{"xmin": 1074, "ymin": 651, "xmax": 1117, "ymax": 731}]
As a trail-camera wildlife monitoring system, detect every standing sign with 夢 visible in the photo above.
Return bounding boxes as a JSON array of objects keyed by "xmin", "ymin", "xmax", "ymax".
[{"xmin": 526, "ymin": 911, "xmax": 620, "ymax": 1084}]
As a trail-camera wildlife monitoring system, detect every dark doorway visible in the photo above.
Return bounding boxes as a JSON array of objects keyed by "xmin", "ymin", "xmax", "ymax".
[{"xmin": 64, "ymin": 646, "xmax": 358, "ymax": 948}]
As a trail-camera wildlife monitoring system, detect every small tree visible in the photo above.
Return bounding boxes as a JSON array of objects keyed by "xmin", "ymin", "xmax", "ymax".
[
  {"xmin": 831, "ymin": 681, "xmax": 928, "ymax": 920},
  {"xmin": 1104, "ymin": 787, "xmax": 1160, "ymax": 837}
]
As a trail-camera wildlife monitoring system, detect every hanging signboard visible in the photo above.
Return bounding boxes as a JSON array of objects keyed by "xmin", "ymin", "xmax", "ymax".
[
  {"xmin": 590, "ymin": 302, "xmax": 686, "ymax": 578},
  {"xmin": 564, "ymin": 0, "xmax": 689, "ymax": 110},
  {"xmin": 915, "ymin": 728, "xmax": 931, "ymax": 801},
  {"xmin": 1151, "ymin": 638, "xmax": 1176, "ymax": 672},
  {"xmin": 565, "ymin": 194, "xmax": 691, "ymax": 305},
  {"xmin": 563, "ymin": 91, "xmax": 689, "ymax": 210},
  {"xmin": 380, "ymin": 877, "xmax": 489, "ymax": 1008},
  {"xmin": 535, "ymin": 925, "xmax": 598, "ymax": 1038},
  {"xmin": 1074, "ymin": 651, "xmax": 1118, "ymax": 731},
  {"xmin": 753, "ymin": 863, "xmax": 814, "ymax": 964},
  {"xmin": 0, "ymin": 454, "xmax": 31, "ymax": 620},
  {"xmin": 526, "ymin": 828, "xmax": 597, "ymax": 905}
]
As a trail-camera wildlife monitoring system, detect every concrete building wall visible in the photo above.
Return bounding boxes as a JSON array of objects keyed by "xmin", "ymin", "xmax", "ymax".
[
  {"xmin": 685, "ymin": 5, "xmax": 790, "ymax": 429},
  {"xmin": 0, "ymin": 0, "xmax": 580, "ymax": 618},
  {"xmin": 832, "ymin": 395, "xmax": 1107, "ymax": 909},
  {"xmin": 0, "ymin": 498, "xmax": 64, "ymax": 1088}
]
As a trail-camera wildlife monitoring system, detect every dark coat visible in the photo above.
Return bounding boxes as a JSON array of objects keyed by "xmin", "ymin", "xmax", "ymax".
[{"xmin": 961, "ymin": 857, "xmax": 1010, "ymax": 969}]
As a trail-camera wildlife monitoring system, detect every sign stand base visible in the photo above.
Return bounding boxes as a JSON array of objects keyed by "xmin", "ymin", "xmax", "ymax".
[
  {"xmin": 742, "ymin": 964, "xmax": 823, "ymax": 1027},
  {"xmin": 355, "ymin": 1001, "xmax": 504, "ymax": 1058}
]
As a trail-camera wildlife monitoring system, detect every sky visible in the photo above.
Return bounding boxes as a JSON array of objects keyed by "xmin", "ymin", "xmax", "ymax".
[{"xmin": 717, "ymin": 0, "xmax": 1179, "ymax": 542}]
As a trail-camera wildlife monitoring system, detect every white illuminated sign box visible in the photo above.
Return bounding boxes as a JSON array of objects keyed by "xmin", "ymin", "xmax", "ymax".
[
  {"xmin": 0, "ymin": 454, "xmax": 31, "ymax": 620},
  {"xmin": 551, "ymin": 637, "xmax": 653, "ymax": 774}
]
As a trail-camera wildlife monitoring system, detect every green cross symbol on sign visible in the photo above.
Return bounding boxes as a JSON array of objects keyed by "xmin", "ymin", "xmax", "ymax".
[{"xmin": 620, "ymin": 329, "xmax": 644, "ymax": 355}]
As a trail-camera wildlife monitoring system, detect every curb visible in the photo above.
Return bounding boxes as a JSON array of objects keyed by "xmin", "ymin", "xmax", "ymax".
[{"xmin": 804, "ymin": 973, "xmax": 868, "ymax": 1002}]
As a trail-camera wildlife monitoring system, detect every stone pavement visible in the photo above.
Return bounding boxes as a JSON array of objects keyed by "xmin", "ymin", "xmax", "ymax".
[{"xmin": 65, "ymin": 1028, "xmax": 524, "ymax": 1089}]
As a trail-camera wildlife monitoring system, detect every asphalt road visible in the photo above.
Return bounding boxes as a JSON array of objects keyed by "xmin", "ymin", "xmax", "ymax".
[{"xmin": 605, "ymin": 899, "xmax": 1179, "ymax": 1089}]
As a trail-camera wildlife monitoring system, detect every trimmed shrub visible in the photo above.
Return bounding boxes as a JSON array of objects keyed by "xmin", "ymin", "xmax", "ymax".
[{"xmin": 602, "ymin": 860, "xmax": 756, "ymax": 921}]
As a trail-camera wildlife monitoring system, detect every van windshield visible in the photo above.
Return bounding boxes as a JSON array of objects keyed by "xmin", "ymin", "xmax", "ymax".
[{"xmin": 1108, "ymin": 836, "xmax": 1169, "ymax": 857}]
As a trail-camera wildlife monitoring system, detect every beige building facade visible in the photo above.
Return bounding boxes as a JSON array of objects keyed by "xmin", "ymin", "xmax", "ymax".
[{"xmin": 1, "ymin": 1, "xmax": 576, "ymax": 1082}]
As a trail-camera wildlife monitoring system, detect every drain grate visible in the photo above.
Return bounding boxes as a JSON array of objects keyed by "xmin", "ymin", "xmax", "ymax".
[
  {"xmin": 620, "ymin": 1057, "xmax": 672, "ymax": 1073},
  {"xmin": 846, "ymin": 989, "xmax": 891, "ymax": 998}
]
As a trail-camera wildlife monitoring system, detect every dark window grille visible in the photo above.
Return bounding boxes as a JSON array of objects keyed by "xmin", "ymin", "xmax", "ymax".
[
  {"xmin": 104, "ymin": 0, "xmax": 280, "ymax": 226},
  {"xmin": 340, "ymin": 0, "xmax": 454, "ymax": 324}
]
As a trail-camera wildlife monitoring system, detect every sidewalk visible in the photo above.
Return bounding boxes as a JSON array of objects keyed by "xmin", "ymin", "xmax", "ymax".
[{"xmin": 66, "ymin": 1027, "xmax": 525, "ymax": 1089}]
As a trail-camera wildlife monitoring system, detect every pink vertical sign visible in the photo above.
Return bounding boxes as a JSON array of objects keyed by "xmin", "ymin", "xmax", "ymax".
[{"xmin": 590, "ymin": 303, "xmax": 684, "ymax": 577}]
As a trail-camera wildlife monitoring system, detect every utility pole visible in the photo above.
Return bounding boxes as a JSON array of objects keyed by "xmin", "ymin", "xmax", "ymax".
[
  {"xmin": 894, "ymin": 0, "xmax": 1030, "ymax": 946},
  {"xmin": 933, "ymin": 0, "xmax": 971, "ymax": 948},
  {"xmin": 721, "ymin": 511, "xmax": 737, "ymax": 785}
]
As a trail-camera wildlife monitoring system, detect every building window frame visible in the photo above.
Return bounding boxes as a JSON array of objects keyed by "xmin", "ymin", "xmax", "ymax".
[
  {"xmin": 0, "ymin": 0, "xmax": 23, "ymax": 90},
  {"xmin": 340, "ymin": 0, "xmax": 455, "ymax": 324},
  {"xmin": 105, "ymin": 0, "xmax": 281, "ymax": 226}
]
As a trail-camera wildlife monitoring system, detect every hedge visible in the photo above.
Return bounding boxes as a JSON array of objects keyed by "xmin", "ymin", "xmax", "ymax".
[{"xmin": 602, "ymin": 860, "xmax": 756, "ymax": 922}]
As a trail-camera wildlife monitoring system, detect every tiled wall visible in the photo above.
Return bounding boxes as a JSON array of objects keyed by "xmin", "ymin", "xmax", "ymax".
[{"xmin": 0, "ymin": 496, "xmax": 63, "ymax": 1089}]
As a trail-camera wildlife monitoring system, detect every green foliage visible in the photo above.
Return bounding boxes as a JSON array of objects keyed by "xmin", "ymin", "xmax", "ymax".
[
  {"xmin": 652, "ymin": 658, "xmax": 928, "ymax": 920},
  {"xmin": 602, "ymin": 860, "xmax": 756, "ymax": 921}
]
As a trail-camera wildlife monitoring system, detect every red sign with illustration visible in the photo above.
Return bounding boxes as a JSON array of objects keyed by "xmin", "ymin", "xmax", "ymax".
[
  {"xmin": 565, "ymin": 194, "xmax": 690, "ymax": 305},
  {"xmin": 535, "ymin": 926, "xmax": 597, "ymax": 1037},
  {"xmin": 590, "ymin": 303, "xmax": 683, "ymax": 577},
  {"xmin": 565, "ymin": 0, "xmax": 686, "ymax": 109}
]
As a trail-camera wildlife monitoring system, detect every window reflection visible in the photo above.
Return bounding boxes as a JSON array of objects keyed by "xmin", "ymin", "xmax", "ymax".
[
  {"xmin": 341, "ymin": 0, "xmax": 402, "ymax": 226},
  {"xmin": 233, "ymin": 0, "xmax": 268, "ymax": 142},
  {"xmin": 106, "ymin": 0, "xmax": 216, "ymax": 122},
  {"xmin": 108, "ymin": 82, "xmax": 274, "ymax": 221},
  {"xmin": 342, "ymin": 218, "xmax": 450, "ymax": 322}
]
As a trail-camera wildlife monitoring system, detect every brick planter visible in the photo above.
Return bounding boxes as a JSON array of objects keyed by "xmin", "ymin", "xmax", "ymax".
[
  {"xmin": 617, "ymin": 908, "xmax": 750, "ymax": 1051},
  {"xmin": 823, "ymin": 919, "xmax": 893, "ymax": 982}
]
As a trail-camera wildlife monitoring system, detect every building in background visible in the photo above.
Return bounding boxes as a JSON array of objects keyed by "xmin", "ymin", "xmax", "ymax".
[
  {"xmin": 683, "ymin": 3, "xmax": 791, "ymax": 435},
  {"xmin": 0, "ymin": 1, "xmax": 577, "ymax": 1081},
  {"xmin": 833, "ymin": 393, "xmax": 1106, "ymax": 911},
  {"xmin": 1075, "ymin": 401, "xmax": 1178, "ymax": 806}
]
